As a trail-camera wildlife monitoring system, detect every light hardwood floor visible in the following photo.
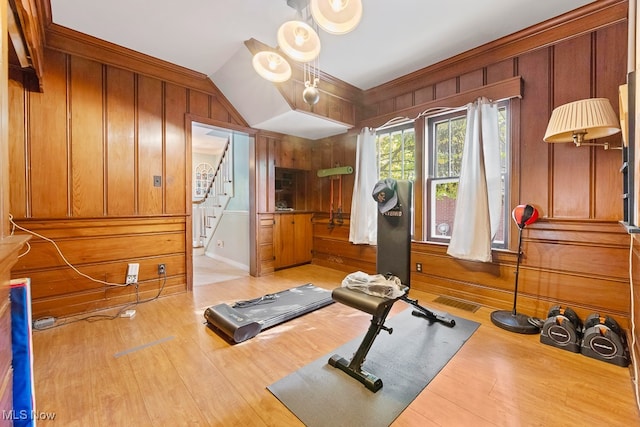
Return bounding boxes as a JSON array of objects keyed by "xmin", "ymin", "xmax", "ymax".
[{"xmin": 31, "ymin": 264, "xmax": 639, "ymax": 426}]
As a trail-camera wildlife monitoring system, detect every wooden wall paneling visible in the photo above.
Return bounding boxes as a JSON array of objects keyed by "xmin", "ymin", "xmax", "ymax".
[
  {"xmin": 518, "ymin": 48, "xmax": 551, "ymax": 216},
  {"xmin": 459, "ymin": 69, "xmax": 484, "ymax": 93},
  {"xmin": 8, "ymin": 69, "xmax": 27, "ymax": 218},
  {"xmin": 414, "ymin": 84, "xmax": 434, "ymax": 105},
  {"xmin": 10, "ymin": 217, "xmax": 186, "ymax": 318},
  {"xmin": 23, "ymin": 254, "xmax": 185, "ymax": 301},
  {"xmin": 309, "ymin": 138, "xmax": 331, "ymax": 213},
  {"xmin": 164, "ymin": 83, "xmax": 187, "ymax": 215},
  {"xmin": 395, "ymin": 92, "xmax": 413, "ymax": 111},
  {"xmin": 290, "ymin": 136, "xmax": 311, "ymax": 170},
  {"xmin": 275, "ymin": 136, "xmax": 294, "ymax": 169},
  {"xmin": 410, "ymin": 240, "xmax": 630, "ymax": 323},
  {"xmin": 137, "ymin": 75, "xmax": 164, "ymax": 215},
  {"xmin": 525, "ymin": 238, "xmax": 628, "ymax": 280},
  {"xmin": 486, "ymin": 58, "xmax": 516, "ymax": 84},
  {"xmin": 632, "ymin": 234, "xmax": 640, "ymax": 378},
  {"xmin": 106, "ymin": 66, "xmax": 136, "ymax": 216},
  {"xmin": 594, "ymin": 21, "xmax": 628, "ymax": 220},
  {"xmin": 13, "ymin": 230, "xmax": 185, "ymax": 271},
  {"xmin": 377, "ymin": 98, "xmax": 394, "ymax": 117},
  {"xmin": 550, "ymin": 34, "xmax": 592, "ymax": 218},
  {"xmin": 341, "ymin": 134, "xmax": 356, "ymax": 215},
  {"xmin": 28, "ymin": 49, "xmax": 68, "ymax": 217},
  {"xmin": 30, "ymin": 275, "xmax": 186, "ymax": 318},
  {"xmin": 70, "ymin": 56, "xmax": 104, "ymax": 216},
  {"xmin": 312, "ymin": 230, "xmax": 376, "ymax": 274},
  {"xmin": 267, "ymin": 136, "xmax": 276, "ymax": 213},
  {"xmin": 189, "ymin": 90, "xmax": 210, "ymax": 118},
  {"xmin": 338, "ymin": 98, "xmax": 355, "ymax": 124},
  {"xmin": 434, "ymin": 77, "xmax": 457, "ymax": 99},
  {"xmin": 210, "ymin": 95, "xmax": 230, "ymax": 122},
  {"xmin": 255, "ymin": 134, "xmax": 270, "ymax": 213}
]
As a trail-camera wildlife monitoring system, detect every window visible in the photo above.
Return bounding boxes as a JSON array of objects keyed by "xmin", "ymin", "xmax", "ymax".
[
  {"xmin": 194, "ymin": 162, "xmax": 214, "ymax": 197},
  {"xmin": 376, "ymin": 122, "xmax": 416, "ymax": 180},
  {"xmin": 425, "ymin": 101, "xmax": 510, "ymax": 248}
]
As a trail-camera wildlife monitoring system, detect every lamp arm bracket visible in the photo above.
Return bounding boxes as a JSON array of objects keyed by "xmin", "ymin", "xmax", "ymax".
[{"xmin": 574, "ymin": 141, "xmax": 622, "ymax": 150}]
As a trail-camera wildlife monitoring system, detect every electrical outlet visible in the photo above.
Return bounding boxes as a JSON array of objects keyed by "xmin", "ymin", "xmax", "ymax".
[
  {"xmin": 416, "ymin": 262, "xmax": 422, "ymax": 272},
  {"xmin": 126, "ymin": 263, "xmax": 139, "ymax": 284},
  {"xmin": 158, "ymin": 263, "xmax": 166, "ymax": 275}
]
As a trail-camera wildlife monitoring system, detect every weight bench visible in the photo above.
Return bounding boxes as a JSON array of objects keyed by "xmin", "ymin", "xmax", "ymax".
[{"xmin": 328, "ymin": 179, "xmax": 455, "ymax": 392}]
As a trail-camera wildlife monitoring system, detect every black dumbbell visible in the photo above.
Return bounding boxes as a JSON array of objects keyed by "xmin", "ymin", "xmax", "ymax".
[
  {"xmin": 581, "ymin": 313, "xmax": 628, "ymax": 366},
  {"xmin": 583, "ymin": 313, "xmax": 621, "ymax": 336},
  {"xmin": 540, "ymin": 305, "xmax": 582, "ymax": 352}
]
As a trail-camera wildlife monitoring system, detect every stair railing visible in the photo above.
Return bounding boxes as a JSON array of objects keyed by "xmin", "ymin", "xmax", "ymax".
[{"xmin": 192, "ymin": 138, "xmax": 232, "ymax": 247}]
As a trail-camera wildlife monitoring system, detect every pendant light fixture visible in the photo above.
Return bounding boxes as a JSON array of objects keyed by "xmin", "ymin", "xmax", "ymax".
[
  {"xmin": 310, "ymin": 0, "xmax": 363, "ymax": 35},
  {"xmin": 252, "ymin": 50, "xmax": 292, "ymax": 83},
  {"xmin": 252, "ymin": 0, "xmax": 364, "ymax": 96},
  {"xmin": 277, "ymin": 20, "xmax": 321, "ymax": 63}
]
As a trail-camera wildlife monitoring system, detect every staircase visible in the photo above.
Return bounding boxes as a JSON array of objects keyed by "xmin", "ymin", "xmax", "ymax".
[{"xmin": 193, "ymin": 138, "xmax": 233, "ymax": 250}]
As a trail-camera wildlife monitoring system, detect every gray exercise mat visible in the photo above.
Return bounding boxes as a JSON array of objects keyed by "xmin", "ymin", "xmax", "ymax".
[{"xmin": 268, "ymin": 308, "xmax": 480, "ymax": 427}]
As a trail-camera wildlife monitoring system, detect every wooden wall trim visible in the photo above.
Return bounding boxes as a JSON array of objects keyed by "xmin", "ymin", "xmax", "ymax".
[
  {"xmin": 362, "ymin": 0, "xmax": 627, "ymax": 105},
  {"xmin": 359, "ymin": 75, "xmax": 523, "ymax": 129}
]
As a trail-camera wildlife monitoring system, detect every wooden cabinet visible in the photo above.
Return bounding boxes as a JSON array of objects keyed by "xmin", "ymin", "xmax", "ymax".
[
  {"xmin": 256, "ymin": 214, "xmax": 275, "ymax": 276},
  {"xmin": 274, "ymin": 213, "xmax": 313, "ymax": 269},
  {"xmin": 275, "ymin": 168, "xmax": 308, "ymax": 211}
]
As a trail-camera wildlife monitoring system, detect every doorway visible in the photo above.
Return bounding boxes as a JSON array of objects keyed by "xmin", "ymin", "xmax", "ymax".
[{"xmin": 190, "ymin": 119, "xmax": 251, "ymax": 287}]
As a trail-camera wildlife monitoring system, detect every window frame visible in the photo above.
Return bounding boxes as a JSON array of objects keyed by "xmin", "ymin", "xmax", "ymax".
[{"xmin": 423, "ymin": 100, "xmax": 511, "ymax": 248}]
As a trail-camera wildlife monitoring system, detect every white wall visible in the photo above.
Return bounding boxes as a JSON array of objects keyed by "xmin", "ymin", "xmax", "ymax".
[
  {"xmin": 206, "ymin": 133, "xmax": 251, "ymax": 270},
  {"xmin": 206, "ymin": 211, "xmax": 250, "ymax": 270}
]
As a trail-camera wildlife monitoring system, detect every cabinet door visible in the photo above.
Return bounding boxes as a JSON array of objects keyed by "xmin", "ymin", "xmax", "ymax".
[
  {"xmin": 274, "ymin": 214, "xmax": 296, "ymax": 269},
  {"xmin": 257, "ymin": 214, "xmax": 275, "ymax": 275},
  {"xmin": 293, "ymin": 213, "xmax": 313, "ymax": 265}
]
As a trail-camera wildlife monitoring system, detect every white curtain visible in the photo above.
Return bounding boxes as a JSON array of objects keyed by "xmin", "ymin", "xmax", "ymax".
[
  {"xmin": 349, "ymin": 127, "xmax": 378, "ymax": 245},
  {"xmin": 447, "ymin": 97, "xmax": 501, "ymax": 262}
]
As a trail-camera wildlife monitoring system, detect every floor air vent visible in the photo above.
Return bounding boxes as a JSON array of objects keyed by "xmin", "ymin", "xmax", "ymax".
[{"xmin": 432, "ymin": 296, "xmax": 480, "ymax": 313}]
